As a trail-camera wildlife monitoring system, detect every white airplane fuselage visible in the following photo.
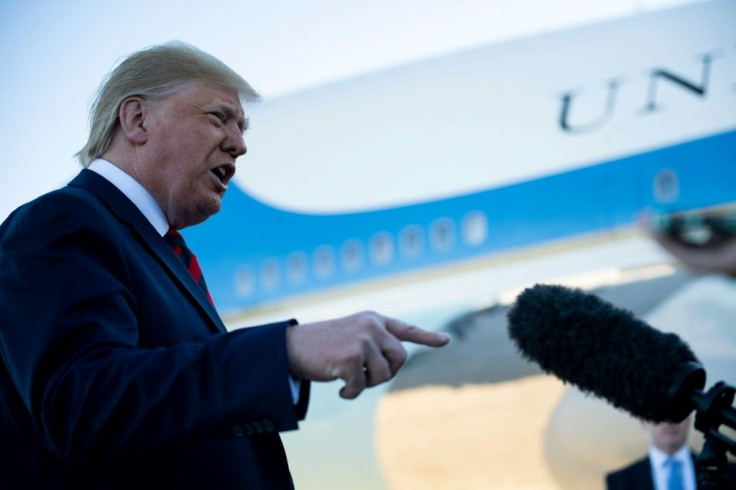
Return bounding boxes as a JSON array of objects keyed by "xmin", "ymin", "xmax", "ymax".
[{"xmin": 183, "ymin": 2, "xmax": 736, "ymax": 488}]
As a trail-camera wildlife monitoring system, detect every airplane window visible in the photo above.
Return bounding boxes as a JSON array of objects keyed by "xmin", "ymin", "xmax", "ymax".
[
  {"xmin": 430, "ymin": 217, "xmax": 456, "ymax": 252},
  {"xmin": 341, "ymin": 239, "xmax": 364, "ymax": 273},
  {"xmin": 313, "ymin": 245, "xmax": 336, "ymax": 279},
  {"xmin": 370, "ymin": 232, "xmax": 394, "ymax": 265},
  {"xmin": 462, "ymin": 211, "xmax": 488, "ymax": 246},
  {"xmin": 286, "ymin": 251, "xmax": 308, "ymax": 285},
  {"xmin": 260, "ymin": 258, "xmax": 280, "ymax": 290},
  {"xmin": 399, "ymin": 225, "xmax": 424, "ymax": 258},
  {"xmin": 234, "ymin": 265, "xmax": 255, "ymax": 297},
  {"xmin": 653, "ymin": 169, "xmax": 680, "ymax": 203}
]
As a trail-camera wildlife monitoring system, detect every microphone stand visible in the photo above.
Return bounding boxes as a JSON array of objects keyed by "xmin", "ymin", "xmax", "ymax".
[
  {"xmin": 667, "ymin": 362, "xmax": 736, "ymax": 490},
  {"xmin": 668, "ymin": 362, "xmax": 736, "ymax": 490},
  {"xmin": 692, "ymin": 381, "xmax": 736, "ymax": 490}
]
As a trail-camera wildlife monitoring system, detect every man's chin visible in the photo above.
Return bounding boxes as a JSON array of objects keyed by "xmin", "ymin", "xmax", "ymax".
[
  {"xmin": 175, "ymin": 202, "xmax": 221, "ymax": 229},
  {"xmin": 200, "ymin": 199, "xmax": 223, "ymax": 219}
]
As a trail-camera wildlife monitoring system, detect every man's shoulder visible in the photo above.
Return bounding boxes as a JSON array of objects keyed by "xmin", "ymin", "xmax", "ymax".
[
  {"xmin": 606, "ymin": 456, "xmax": 650, "ymax": 484},
  {"xmin": 8, "ymin": 184, "xmax": 99, "ymax": 220},
  {"xmin": 0, "ymin": 174, "xmax": 114, "ymax": 242},
  {"xmin": 33, "ymin": 180, "xmax": 103, "ymax": 209}
]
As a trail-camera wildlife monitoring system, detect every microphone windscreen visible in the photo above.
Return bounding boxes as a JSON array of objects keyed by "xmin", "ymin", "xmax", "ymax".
[{"xmin": 507, "ymin": 284, "xmax": 702, "ymax": 422}]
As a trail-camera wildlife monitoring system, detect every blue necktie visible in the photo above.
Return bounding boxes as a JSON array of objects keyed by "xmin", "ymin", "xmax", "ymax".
[{"xmin": 666, "ymin": 457, "xmax": 684, "ymax": 490}]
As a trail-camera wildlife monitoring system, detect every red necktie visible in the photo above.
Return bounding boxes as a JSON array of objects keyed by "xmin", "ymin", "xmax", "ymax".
[{"xmin": 164, "ymin": 227, "xmax": 215, "ymax": 307}]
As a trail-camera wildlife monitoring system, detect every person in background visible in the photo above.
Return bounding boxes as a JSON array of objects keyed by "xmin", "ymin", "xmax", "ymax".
[
  {"xmin": 606, "ymin": 414, "xmax": 736, "ymax": 489},
  {"xmin": 606, "ymin": 415, "xmax": 697, "ymax": 490},
  {"xmin": 606, "ymin": 415, "xmax": 698, "ymax": 490},
  {"xmin": 0, "ymin": 41, "xmax": 450, "ymax": 489}
]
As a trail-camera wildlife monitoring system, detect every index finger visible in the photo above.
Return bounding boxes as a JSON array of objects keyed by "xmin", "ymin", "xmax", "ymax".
[{"xmin": 384, "ymin": 317, "xmax": 451, "ymax": 347}]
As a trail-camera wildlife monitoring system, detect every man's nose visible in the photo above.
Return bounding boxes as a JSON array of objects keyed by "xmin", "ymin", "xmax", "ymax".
[{"xmin": 223, "ymin": 126, "xmax": 247, "ymax": 158}]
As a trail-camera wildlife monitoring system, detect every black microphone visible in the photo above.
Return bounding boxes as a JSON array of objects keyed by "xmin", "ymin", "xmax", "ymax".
[
  {"xmin": 507, "ymin": 284, "xmax": 736, "ymax": 489},
  {"xmin": 506, "ymin": 283, "xmax": 728, "ymax": 424}
]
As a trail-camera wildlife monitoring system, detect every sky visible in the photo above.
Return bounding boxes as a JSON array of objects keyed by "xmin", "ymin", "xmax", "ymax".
[{"xmin": 0, "ymin": 0, "xmax": 705, "ymax": 221}]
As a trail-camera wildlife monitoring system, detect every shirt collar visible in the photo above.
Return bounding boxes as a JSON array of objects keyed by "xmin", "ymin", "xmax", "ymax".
[
  {"xmin": 649, "ymin": 443, "xmax": 690, "ymax": 469},
  {"xmin": 87, "ymin": 159, "xmax": 170, "ymax": 236}
]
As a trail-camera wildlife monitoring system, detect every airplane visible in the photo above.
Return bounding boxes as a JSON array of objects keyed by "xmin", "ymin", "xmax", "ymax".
[{"xmin": 182, "ymin": 1, "xmax": 736, "ymax": 488}]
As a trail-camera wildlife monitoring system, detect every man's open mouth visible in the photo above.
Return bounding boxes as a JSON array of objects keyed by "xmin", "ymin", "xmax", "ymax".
[{"xmin": 210, "ymin": 164, "xmax": 235, "ymax": 185}]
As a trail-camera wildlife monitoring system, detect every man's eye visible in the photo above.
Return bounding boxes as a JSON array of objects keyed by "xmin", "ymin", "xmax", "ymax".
[{"xmin": 209, "ymin": 112, "xmax": 225, "ymax": 124}]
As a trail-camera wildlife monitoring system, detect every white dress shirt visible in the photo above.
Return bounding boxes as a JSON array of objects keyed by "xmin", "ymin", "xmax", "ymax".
[
  {"xmin": 87, "ymin": 159, "xmax": 301, "ymax": 403},
  {"xmin": 648, "ymin": 444, "xmax": 696, "ymax": 490}
]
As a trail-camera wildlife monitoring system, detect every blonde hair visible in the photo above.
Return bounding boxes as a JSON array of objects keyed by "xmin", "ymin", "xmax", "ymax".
[{"xmin": 76, "ymin": 41, "xmax": 260, "ymax": 166}]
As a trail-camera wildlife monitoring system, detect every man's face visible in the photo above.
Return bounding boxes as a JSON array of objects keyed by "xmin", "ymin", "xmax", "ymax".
[
  {"xmin": 137, "ymin": 82, "xmax": 247, "ymax": 229},
  {"xmin": 642, "ymin": 415, "xmax": 692, "ymax": 455}
]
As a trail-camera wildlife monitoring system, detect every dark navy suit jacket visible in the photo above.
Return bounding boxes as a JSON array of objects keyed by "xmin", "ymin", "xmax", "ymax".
[
  {"xmin": 606, "ymin": 453, "xmax": 736, "ymax": 490},
  {"xmin": 606, "ymin": 457, "xmax": 656, "ymax": 490},
  {"xmin": 0, "ymin": 170, "xmax": 309, "ymax": 489}
]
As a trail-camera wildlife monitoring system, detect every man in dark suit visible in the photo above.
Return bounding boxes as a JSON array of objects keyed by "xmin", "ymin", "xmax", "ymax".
[
  {"xmin": 606, "ymin": 414, "xmax": 735, "ymax": 489},
  {"xmin": 0, "ymin": 41, "xmax": 450, "ymax": 489}
]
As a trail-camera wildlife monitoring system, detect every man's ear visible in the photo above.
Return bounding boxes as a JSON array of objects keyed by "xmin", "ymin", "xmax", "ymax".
[{"xmin": 118, "ymin": 97, "xmax": 149, "ymax": 145}]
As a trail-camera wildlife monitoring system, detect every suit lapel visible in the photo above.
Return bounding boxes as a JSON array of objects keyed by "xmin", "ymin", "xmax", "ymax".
[
  {"xmin": 68, "ymin": 170, "xmax": 227, "ymax": 334},
  {"xmin": 640, "ymin": 458, "xmax": 656, "ymax": 490}
]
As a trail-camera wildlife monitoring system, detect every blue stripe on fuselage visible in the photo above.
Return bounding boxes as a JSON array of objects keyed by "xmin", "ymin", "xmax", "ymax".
[{"xmin": 186, "ymin": 129, "xmax": 736, "ymax": 313}]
